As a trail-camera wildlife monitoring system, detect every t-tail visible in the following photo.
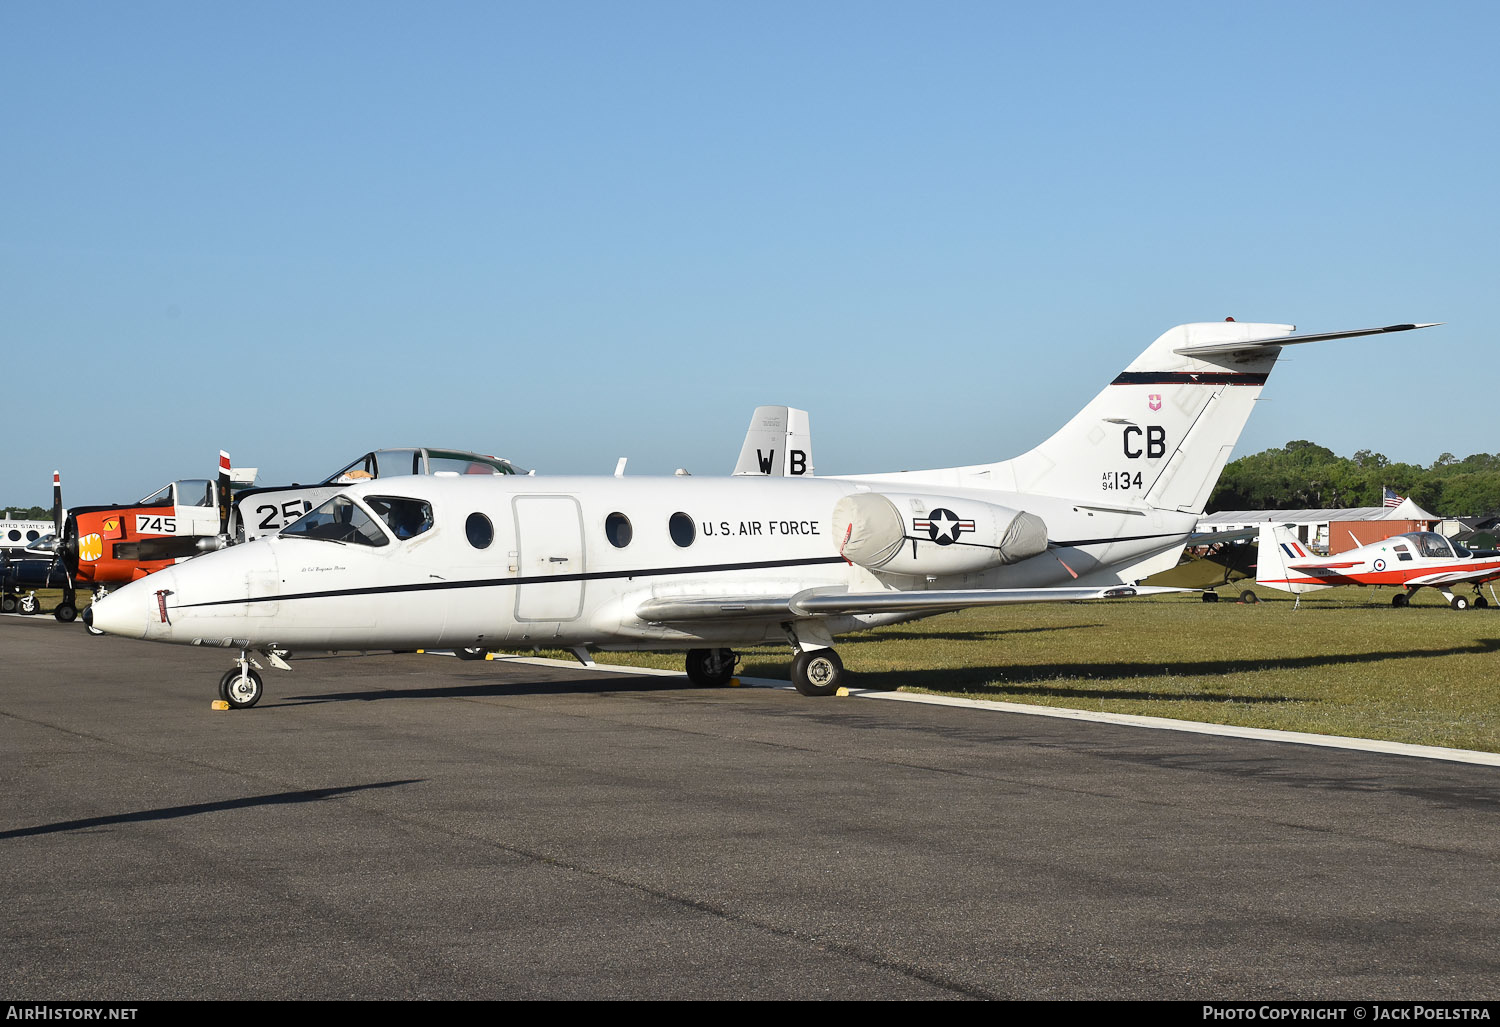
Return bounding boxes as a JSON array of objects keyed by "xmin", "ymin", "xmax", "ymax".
[{"xmin": 863, "ymin": 321, "xmax": 1438, "ymax": 515}]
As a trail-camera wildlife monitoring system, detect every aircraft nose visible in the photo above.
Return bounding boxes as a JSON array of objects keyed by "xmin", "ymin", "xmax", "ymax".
[{"xmin": 88, "ymin": 570, "xmax": 177, "ymax": 640}]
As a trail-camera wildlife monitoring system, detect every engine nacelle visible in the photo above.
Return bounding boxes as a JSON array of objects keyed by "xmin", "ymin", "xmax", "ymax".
[{"xmin": 832, "ymin": 491, "xmax": 1048, "ymax": 577}]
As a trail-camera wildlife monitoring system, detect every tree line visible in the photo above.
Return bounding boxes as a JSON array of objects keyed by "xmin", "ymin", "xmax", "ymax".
[{"xmin": 1209, "ymin": 442, "xmax": 1500, "ymax": 517}]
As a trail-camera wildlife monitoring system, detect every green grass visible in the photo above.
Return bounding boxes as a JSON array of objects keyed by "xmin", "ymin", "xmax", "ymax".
[{"xmin": 513, "ymin": 586, "xmax": 1500, "ymax": 754}]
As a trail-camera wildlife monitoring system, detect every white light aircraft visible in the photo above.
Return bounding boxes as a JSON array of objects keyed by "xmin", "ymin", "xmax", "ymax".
[
  {"xmin": 1256, "ymin": 521, "xmax": 1500, "ymax": 608},
  {"xmin": 87, "ymin": 319, "xmax": 1436, "ymax": 708}
]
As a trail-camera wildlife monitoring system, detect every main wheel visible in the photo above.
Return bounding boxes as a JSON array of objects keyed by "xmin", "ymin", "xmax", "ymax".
[
  {"xmin": 19, "ymin": 594, "xmax": 37, "ymax": 615},
  {"xmin": 1201, "ymin": 592, "xmax": 1219, "ymax": 603},
  {"xmin": 1392, "ymin": 593, "xmax": 1408, "ymax": 608},
  {"xmin": 685, "ymin": 648, "xmax": 736, "ymax": 687},
  {"xmin": 1451, "ymin": 595, "xmax": 1470, "ymax": 611},
  {"xmin": 1239, "ymin": 590, "xmax": 1259, "ymax": 605},
  {"xmin": 1, "ymin": 596, "xmax": 16, "ymax": 613},
  {"xmin": 54, "ymin": 603, "xmax": 77, "ymax": 623},
  {"xmin": 218, "ymin": 667, "xmax": 264, "ymax": 709},
  {"xmin": 1475, "ymin": 595, "xmax": 1489, "ymax": 609},
  {"xmin": 456, "ymin": 647, "xmax": 489, "ymax": 661},
  {"xmin": 791, "ymin": 649, "xmax": 844, "ymax": 697}
]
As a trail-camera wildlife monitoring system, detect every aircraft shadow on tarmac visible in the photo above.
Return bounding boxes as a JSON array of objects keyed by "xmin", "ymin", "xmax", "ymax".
[
  {"xmin": 265, "ymin": 636, "xmax": 1500, "ymax": 708},
  {"xmin": 845, "ymin": 637, "xmax": 1500, "ymax": 703},
  {"xmin": 1, "ymin": 780, "xmax": 422, "ymax": 840},
  {"xmin": 278, "ymin": 672, "xmax": 698, "ymax": 706}
]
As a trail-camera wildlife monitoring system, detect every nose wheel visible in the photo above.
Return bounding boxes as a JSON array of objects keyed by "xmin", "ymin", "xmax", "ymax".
[{"xmin": 219, "ymin": 666, "xmax": 264, "ymax": 708}]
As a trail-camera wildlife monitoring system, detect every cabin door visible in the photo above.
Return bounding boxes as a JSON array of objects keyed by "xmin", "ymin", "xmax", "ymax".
[{"xmin": 512, "ymin": 495, "xmax": 586, "ymax": 622}]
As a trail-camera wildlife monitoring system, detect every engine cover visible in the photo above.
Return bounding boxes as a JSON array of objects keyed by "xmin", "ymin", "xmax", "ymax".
[{"xmin": 832, "ymin": 492, "xmax": 1048, "ymax": 577}]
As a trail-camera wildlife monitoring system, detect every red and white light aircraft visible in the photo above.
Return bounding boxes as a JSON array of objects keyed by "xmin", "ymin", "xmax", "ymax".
[
  {"xmin": 87, "ymin": 319, "xmax": 1436, "ymax": 707},
  {"xmin": 1256, "ymin": 523, "xmax": 1500, "ymax": 609}
]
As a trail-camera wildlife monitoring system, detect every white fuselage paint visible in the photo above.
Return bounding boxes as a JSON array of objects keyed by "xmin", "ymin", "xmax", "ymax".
[{"xmin": 89, "ymin": 473, "xmax": 1196, "ymax": 654}]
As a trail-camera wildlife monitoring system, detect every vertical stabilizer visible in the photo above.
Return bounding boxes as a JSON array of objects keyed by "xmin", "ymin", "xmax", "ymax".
[
  {"xmin": 1255, "ymin": 522, "xmax": 1328, "ymax": 594},
  {"xmin": 734, "ymin": 406, "xmax": 813, "ymax": 477}
]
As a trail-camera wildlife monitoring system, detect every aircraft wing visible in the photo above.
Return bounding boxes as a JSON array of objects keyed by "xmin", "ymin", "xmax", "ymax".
[
  {"xmin": 1404, "ymin": 568, "xmax": 1500, "ymax": 588},
  {"xmin": 636, "ymin": 585, "xmax": 1182, "ymax": 622},
  {"xmin": 1186, "ymin": 527, "xmax": 1259, "ymax": 546}
]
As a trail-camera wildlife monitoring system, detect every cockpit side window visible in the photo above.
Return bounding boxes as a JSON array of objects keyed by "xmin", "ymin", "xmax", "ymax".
[
  {"xmin": 366, "ymin": 496, "xmax": 434, "ymax": 541},
  {"xmin": 176, "ymin": 479, "xmax": 213, "ymax": 507},
  {"xmin": 281, "ymin": 496, "xmax": 389, "ymax": 547}
]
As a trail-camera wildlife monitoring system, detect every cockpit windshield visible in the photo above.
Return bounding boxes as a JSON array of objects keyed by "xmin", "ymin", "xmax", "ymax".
[
  {"xmin": 365, "ymin": 496, "xmax": 434, "ymax": 541},
  {"xmin": 1409, "ymin": 532, "xmax": 1454, "ymax": 559},
  {"xmin": 281, "ymin": 496, "xmax": 389, "ymax": 547},
  {"xmin": 138, "ymin": 484, "xmax": 174, "ymax": 507}
]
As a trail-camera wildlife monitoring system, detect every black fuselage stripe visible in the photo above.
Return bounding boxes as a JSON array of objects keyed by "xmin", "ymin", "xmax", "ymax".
[
  {"xmin": 1110, "ymin": 371, "xmax": 1268, "ymax": 386},
  {"xmin": 175, "ymin": 555, "xmax": 851, "ymax": 609},
  {"xmin": 1050, "ymin": 533, "xmax": 1183, "ymax": 548}
]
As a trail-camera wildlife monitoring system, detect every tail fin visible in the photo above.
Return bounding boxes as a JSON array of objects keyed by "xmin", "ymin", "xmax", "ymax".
[
  {"xmin": 977, "ymin": 321, "xmax": 1435, "ymax": 513},
  {"xmin": 733, "ymin": 406, "xmax": 813, "ymax": 477},
  {"xmin": 1255, "ymin": 522, "xmax": 1328, "ymax": 594}
]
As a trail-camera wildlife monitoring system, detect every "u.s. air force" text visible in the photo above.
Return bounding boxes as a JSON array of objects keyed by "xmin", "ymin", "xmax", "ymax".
[{"xmin": 701, "ymin": 520, "xmax": 821, "ymax": 537}]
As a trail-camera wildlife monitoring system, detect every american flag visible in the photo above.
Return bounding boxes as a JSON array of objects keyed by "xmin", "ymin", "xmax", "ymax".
[{"xmin": 1383, "ymin": 487, "xmax": 1404, "ymax": 508}]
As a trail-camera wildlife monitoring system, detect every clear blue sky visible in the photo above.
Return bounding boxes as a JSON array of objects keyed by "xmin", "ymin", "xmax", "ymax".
[{"xmin": 3, "ymin": 1, "xmax": 1495, "ymax": 506}]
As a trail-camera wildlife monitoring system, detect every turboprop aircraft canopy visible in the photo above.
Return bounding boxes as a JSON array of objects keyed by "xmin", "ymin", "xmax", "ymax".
[
  {"xmin": 138, "ymin": 479, "xmax": 214, "ymax": 508},
  {"xmin": 326, "ymin": 448, "xmax": 524, "ymax": 483}
]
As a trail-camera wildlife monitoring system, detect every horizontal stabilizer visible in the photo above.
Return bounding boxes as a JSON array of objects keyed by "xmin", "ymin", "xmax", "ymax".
[
  {"xmin": 1174, "ymin": 322, "xmax": 1440, "ymax": 357},
  {"xmin": 636, "ymin": 585, "xmax": 1183, "ymax": 622}
]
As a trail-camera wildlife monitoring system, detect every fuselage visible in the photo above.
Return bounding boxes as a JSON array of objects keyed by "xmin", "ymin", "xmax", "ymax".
[
  {"xmin": 1269, "ymin": 531, "xmax": 1500, "ymax": 590},
  {"xmin": 87, "ymin": 472, "xmax": 1198, "ymax": 654}
]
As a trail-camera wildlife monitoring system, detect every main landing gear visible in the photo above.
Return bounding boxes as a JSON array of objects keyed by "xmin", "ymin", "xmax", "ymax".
[
  {"xmin": 1393, "ymin": 586, "xmax": 1491, "ymax": 610},
  {"xmin": 790, "ymin": 649, "xmax": 844, "ymax": 697},
  {"xmin": 685, "ymin": 648, "xmax": 738, "ymax": 687}
]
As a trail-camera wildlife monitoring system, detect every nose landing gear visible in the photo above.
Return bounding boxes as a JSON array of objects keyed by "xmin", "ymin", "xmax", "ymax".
[{"xmin": 215, "ymin": 648, "xmax": 290, "ymax": 709}]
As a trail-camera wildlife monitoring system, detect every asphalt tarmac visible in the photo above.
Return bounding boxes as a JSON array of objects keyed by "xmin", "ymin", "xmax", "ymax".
[{"xmin": 4, "ymin": 613, "xmax": 1499, "ymax": 1000}]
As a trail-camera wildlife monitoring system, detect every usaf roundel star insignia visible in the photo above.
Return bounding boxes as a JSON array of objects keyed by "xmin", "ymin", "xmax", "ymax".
[{"xmin": 913, "ymin": 508, "xmax": 975, "ymax": 546}]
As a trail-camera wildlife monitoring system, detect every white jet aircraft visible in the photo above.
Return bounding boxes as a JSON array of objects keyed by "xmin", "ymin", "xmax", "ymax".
[{"xmin": 87, "ymin": 319, "xmax": 1436, "ymax": 708}]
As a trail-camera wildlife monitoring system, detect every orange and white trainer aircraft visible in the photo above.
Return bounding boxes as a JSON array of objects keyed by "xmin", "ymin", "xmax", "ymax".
[{"xmin": 1256, "ymin": 523, "xmax": 1500, "ymax": 609}]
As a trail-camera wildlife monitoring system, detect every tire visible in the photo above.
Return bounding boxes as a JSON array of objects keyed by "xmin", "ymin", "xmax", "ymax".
[
  {"xmin": 1201, "ymin": 592, "xmax": 1219, "ymax": 603},
  {"xmin": 1, "ymin": 596, "xmax": 16, "ymax": 613},
  {"xmin": 1392, "ymin": 593, "xmax": 1408, "ymax": 608},
  {"xmin": 54, "ymin": 603, "xmax": 77, "ymax": 623},
  {"xmin": 1239, "ymin": 590, "xmax": 1258, "ymax": 605},
  {"xmin": 685, "ymin": 648, "xmax": 736, "ymax": 687},
  {"xmin": 1475, "ymin": 595, "xmax": 1489, "ymax": 609},
  {"xmin": 218, "ymin": 667, "xmax": 264, "ymax": 709},
  {"xmin": 1451, "ymin": 595, "xmax": 1470, "ymax": 611},
  {"xmin": 456, "ymin": 647, "xmax": 489, "ymax": 661},
  {"xmin": 791, "ymin": 649, "xmax": 844, "ymax": 697},
  {"xmin": 19, "ymin": 595, "xmax": 38, "ymax": 615}
]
